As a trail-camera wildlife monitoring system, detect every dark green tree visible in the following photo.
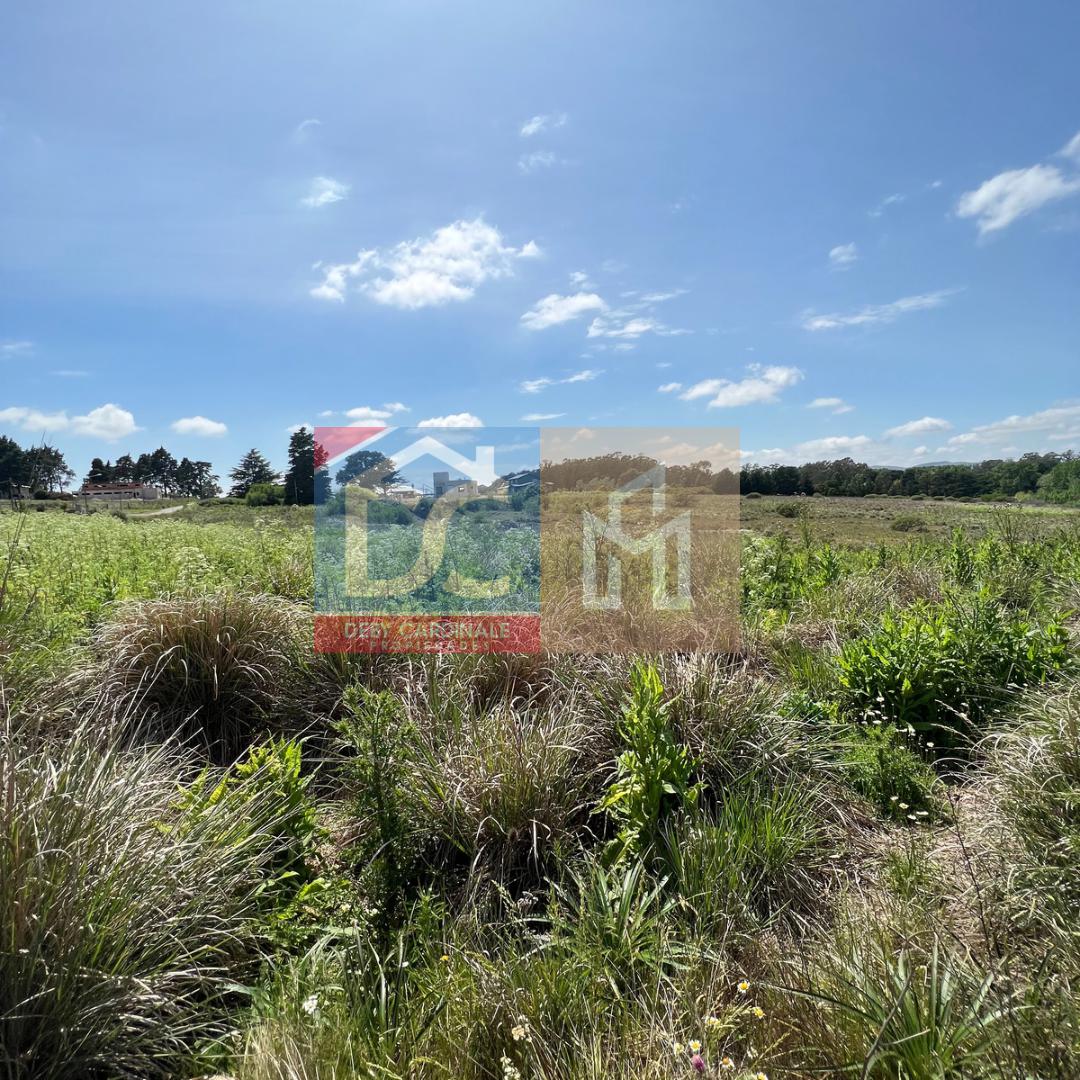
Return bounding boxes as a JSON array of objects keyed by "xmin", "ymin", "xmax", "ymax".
[
  {"xmin": 229, "ymin": 448, "xmax": 277, "ymax": 497},
  {"xmin": 283, "ymin": 427, "xmax": 315, "ymax": 505},
  {"xmin": 335, "ymin": 449, "xmax": 404, "ymax": 493}
]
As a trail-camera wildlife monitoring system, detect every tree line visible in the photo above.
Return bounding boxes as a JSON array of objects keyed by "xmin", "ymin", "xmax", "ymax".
[
  {"xmin": 739, "ymin": 452, "xmax": 1079, "ymax": 502},
  {"xmin": 0, "ymin": 428, "xmax": 318, "ymax": 504}
]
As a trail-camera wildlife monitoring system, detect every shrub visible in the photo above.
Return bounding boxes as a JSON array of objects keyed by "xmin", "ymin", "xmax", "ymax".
[
  {"xmin": 0, "ymin": 719, "xmax": 284, "ymax": 1078},
  {"xmin": 246, "ymin": 482, "xmax": 286, "ymax": 507},
  {"xmin": 93, "ymin": 592, "xmax": 307, "ymax": 758},
  {"xmin": 775, "ymin": 502, "xmax": 801, "ymax": 518},
  {"xmin": 744, "ymin": 490, "xmax": 762, "ymax": 499},
  {"xmin": 837, "ymin": 598, "xmax": 1072, "ymax": 744},
  {"xmin": 891, "ymin": 512, "xmax": 927, "ymax": 533}
]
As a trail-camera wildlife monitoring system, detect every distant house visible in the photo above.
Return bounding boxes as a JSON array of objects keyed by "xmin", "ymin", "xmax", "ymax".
[
  {"xmin": 433, "ymin": 471, "xmax": 478, "ymax": 498},
  {"xmin": 383, "ymin": 483, "xmax": 425, "ymax": 506},
  {"xmin": 78, "ymin": 482, "xmax": 160, "ymax": 501}
]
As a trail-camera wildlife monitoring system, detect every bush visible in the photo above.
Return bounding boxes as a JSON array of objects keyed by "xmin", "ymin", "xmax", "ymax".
[
  {"xmin": 775, "ymin": 502, "xmax": 801, "ymax": 518},
  {"xmin": 246, "ymin": 483, "xmax": 286, "ymax": 507},
  {"xmin": 93, "ymin": 592, "xmax": 308, "ymax": 758},
  {"xmin": 837, "ymin": 598, "xmax": 1072, "ymax": 744},
  {"xmin": 744, "ymin": 491, "xmax": 762, "ymax": 499},
  {"xmin": 891, "ymin": 512, "xmax": 926, "ymax": 533},
  {"xmin": 0, "ymin": 719, "xmax": 285, "ymax": 1078}
]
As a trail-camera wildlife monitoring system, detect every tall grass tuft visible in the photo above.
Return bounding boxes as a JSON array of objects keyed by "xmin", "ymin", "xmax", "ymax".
[
  {"xmin": 92, "ymin": 592, "xmax": 308, "ymax": 758},
  {"xmin": 0, "ymin": 715, "xmax": 287, "ymax": 1079}
]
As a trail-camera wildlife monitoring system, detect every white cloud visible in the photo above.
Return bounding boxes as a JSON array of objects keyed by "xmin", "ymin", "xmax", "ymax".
[
  {"xmin": 680, "ymin": 365, "xmax": 803, "ymax": 408},
  {"xmin": 795, "ymin": 434, "xmax": 874, "ymax": 456},
  {"xmin": 569, "ymin": 270, "xmax": 594, "ymax": 289},
  {"xmin": 1061, "ymin": 129, "xmax": 1080, "ymax": 163},
  {"xmin": 869, "ymin": 192, "xmax": 905, "ymax": 217},
  {"xmin": 521, "ymin": 292, "xmax": 607, "ymax": 330},
  {"xmin": 293, "ymin": 118, "xmax": 322, "ymax": 142},
  {"xmin": 0, "ymin": 402, "xmax": 139, "ymax": 440},
  {"xmin": 520, "ymin": 113, "xmax": 567, "ymax": 137},
  {"xmin": 829, "ymin": 242, "xmax": 858, "ymax": 268},
  {"xmin": 586, "ymin": 313, "xmax": 689, "ymax": 339},
  {"xmin": 518, "ymin": 150, "xmax": 562, "ymax": 174},
  {"xmin": 945, "ymin": 403, "xmax": 1080, "ymax": 447},
  {"xmin": 346, "ymin": 405, "xmax": 394, "ymax": 422},
  {"xmin": 912, "ymin": 445, "xmax": 930, "ymax": 457},
  {"xmin": 803, "ymin": 289, "xmax": 956, "ymax": 331},
  {"xmin": 884, "ymin": 416, "xmax": 951, "ymax": 438},
  {"xmin": 311, "ymin": 218, "xmax": 536, "ymax": 308},
  {"xmin": 383, "ymin": 401, "xmax": 409, "ymax": 413},
  {"xmin": 658, "ymin": 382, "xmax": 682, "ymax": 393},
  {"xmin": 417, "ymin": 412, "xmax": 483, "ymax": 428},
  {"xmin": 287, "ymin": 422, "xmax": 314, "ymax": 434},
  {"xmin": 519, "ymin": 368, "xmax": 603, "ymax": 394},
  {"xmin": 807, "ymin": 396, "xmax": 854, "ymax": 414},
  {"xmin": 301, "ymin": 176, "xmax": 349, "ymax": 208},
  {"xmin": 171, "ymin": 415, "xmax": 228, "ymax": 437},
  {"xmin": 1, "ymin": 340, "xmax": 33, "ymax": 356},
  {"xmin": 956, "ymin": 163, "xmax": 1080, "ymax": 234},
  {"xmin": 52, "ymin": 369, "xmax": 89, "ymax": 378},
  {"xmin": 521, "ymin": 412, "xmax": 565, "ymax": 421}
]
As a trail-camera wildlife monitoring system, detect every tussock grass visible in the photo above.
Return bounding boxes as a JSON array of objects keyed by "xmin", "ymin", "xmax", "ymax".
[{"xmin": 0, "ymin": 713, "xmax": 286, "ymax": 1078}]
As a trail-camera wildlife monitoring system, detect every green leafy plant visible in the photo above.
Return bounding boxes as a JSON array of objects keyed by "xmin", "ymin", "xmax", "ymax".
[{"xmin": 600, "ymin": 663, "xmax": 701, "ymax": 861}]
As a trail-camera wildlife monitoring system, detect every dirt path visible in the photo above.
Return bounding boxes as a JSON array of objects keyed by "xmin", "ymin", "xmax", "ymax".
[{"xmin": 128, "ymin": 502, "xmax": 191, "ymax": 518}]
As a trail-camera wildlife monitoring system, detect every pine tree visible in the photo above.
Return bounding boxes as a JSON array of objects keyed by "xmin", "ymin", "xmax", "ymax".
[
  {"xmin": 229, "ymin": 448, "xmax": 277, "ymax": 497},
  {"xmin": 283, "ymin": 427, "xmax": 315, "ymax": 505}
]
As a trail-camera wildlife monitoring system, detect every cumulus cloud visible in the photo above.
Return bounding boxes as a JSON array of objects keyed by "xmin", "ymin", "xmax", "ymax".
[
  {"xmin": 808, "ymin": 396, "xmax": 854, "ymax": 414},
  {"xmin": 520, "ymin": 113, "xmax": 567, "ymax": 137},
  {"xmin": 956, "ymin": 163, "xmax": 1080, "ymax": 234},
  {"xmin": 0, "ymin": 402, "xmax": 139, "ymax": 440},
  {"xmin": 794, "ymin": 434, "xmax": 875, "ymax": 456},
  {"xmin": 884, "ymin": 416, "xmax": 951, "ymax": 438},
  {"xmin": 1061, "ymin": 129, "xmax": 1080, "ymax": 163},
  {"xmin": 658, "ymin": 382, "xmax": 683, "ymax": 393},
  {"xmin": 679, "ymin": 365, "xmax": 803, "ymax": 408},
  {"xmin": 586, "ymin": 314, "xmax": 689, "ymax": 340},
  {"xmin": 829, "ymin": 243, "xmax": 858, "ymax": 268},
  {"xmin": 311, "ymin": 218, "xmax": 537, "ymax": 308},
  {"xmin": 301, "ymin": 176, "xmax": 349, "ymax": 208},
  {"xmin": 171, "ymin": 415, "xmax": 228, "ymax": 437},
  {"xmin": 803, "ymin": 289, "xmax": 956, "ymax": 331},
  {"xmin": 521, "ymin": 292, "xmax": 607, "ymax": 330},
  {"xmin": 416, "ymin": 412, "xmax": 483, "ymax": 428}
]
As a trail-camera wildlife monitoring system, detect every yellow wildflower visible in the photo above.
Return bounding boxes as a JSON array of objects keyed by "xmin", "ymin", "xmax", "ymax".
[
  {"xmin": 737, "ymin": 980, "xmax": 751, "ymax": 994},
  {"xmin": 689, "ymin": 1040, "xmax": 702, "ymax": 1053},
  {"xmin": 752, "ymin": 1005, "xmax": 765, "ymax": 1019}
]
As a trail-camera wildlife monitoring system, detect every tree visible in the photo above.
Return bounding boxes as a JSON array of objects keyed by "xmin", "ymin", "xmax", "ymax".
[
  {"xmin": 85, "ymin": 458, "xmax": 113, "ymax": 485},
  {"xmin": 0, "ymin": 435, "xmax": 28, "ymax": 495},
  {"xmin": 283, "ymin": 427, "xmax": 315, "ymax": 505},
  {"xmin": 229, "ymin": 448, "xmax": 277, "ymax": 497},
  {"xmin": 334, "ymin": 449, "xmax": 404, "ymax": 493},
  {"xmin": 147, "ymin": 447, "xmax": 179, "ymax": 494},
  {"xmin": 175, "ymin": 457, "xmax": 220, "ymax": 498},
  {"xmin": 24, "ymin": 445, "xmax": 74, "ymax": 493},
  {"xmin": 1037, "ymin": 457, "xmax": 1080, "ymax": 504}
]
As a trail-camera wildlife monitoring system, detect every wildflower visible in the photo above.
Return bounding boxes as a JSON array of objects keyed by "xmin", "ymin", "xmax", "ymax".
[
  {"xmin": 752, "ymin": 1006, "xmax": 765, "ymax": 1019},
  {"xmin": 511, "ymin": 1019, "xmax": 531, "ymax": 1042},
  {"xmin": 673, "ymin": 1041, "xmax": 684, "ymax": 1055},
  {"xmin": 890, "ymin": 795, "xmax": 900, "ymax": 803},
  {"xmin": 500, "ymin": 1054, "xmax": 522, "ymax": 1080},
  {"xmin": 301, "ymin": 993, "xmax": 319, "ymax": 1017},
  {"xmin": 720, "ymin": 1056, "xmax": 736, "ymax": 1070},
  {"xmin": 690, "ymin": 1053, "xmax": 706, "ymax": 1073},
  {"xmin": 737, "ymin": 980, "xmax": 750, "ymax": 994},
  {"xmin": 898, "ymin": 802, "xmax": 910, "ymax": 810},
  {"xmin": 916, "ymin": 810, "xmax": 929, "ymax": 818},
  {"xmin": 755, "ymin": 1073, "xmax": 769, "ymax": 1080},
  {"xmin": 705, "ymin": 1015, "xmax": 723, "ymax": 1029},
  {"xmin": 689, "ymin": 1040, "xmax": 702, "ymax": 1053},
  {"xmin": 440, "ymin": 954, "xmax": 450, "ymax": 963}
]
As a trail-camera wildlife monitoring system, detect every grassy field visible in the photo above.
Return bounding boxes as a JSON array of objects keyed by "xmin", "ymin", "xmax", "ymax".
[{"xmin": 2, "ymin": 496, "xmax": 1079, "ymax": 1078}]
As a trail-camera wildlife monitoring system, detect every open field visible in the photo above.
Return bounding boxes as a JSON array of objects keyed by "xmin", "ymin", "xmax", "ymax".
[{"xmin": 2, "ymin": 496, "xmax": 1080, "ymax": 1078}]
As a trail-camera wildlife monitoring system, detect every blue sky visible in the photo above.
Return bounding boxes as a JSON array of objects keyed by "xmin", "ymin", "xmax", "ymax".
[{"xmin": 2, "ymin": 1, "xmax": 1079, "ymax": 482}]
